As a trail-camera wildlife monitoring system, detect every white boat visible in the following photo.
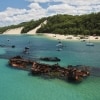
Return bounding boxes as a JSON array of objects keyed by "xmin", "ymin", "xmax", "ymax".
[
  {"xmin": 56, "ymin": 48, "xmax": 62, "ymax": 51},
  {"xmin": 56, "ymin": 41, "xmax": 63, "ymax": 47},
  {"xmin": 56, "ymin": 42, "xmax": 63, "ymax": 51},
  {"xmin": 86, "ymin": 36, "xmax": 94, "ymax": 46},
  {"xmin": 86, "ymin": 42, "xmax": 94, "ymax": 46},
  {"xmin": 56, "ymin": 43, "xmax": 63, "ymax": 47}
]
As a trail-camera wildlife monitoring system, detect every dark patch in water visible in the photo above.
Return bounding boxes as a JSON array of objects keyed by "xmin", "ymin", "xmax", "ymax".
[{"xmin": 91, "ymin": 67, "xmax": 100, "ymax": 77}]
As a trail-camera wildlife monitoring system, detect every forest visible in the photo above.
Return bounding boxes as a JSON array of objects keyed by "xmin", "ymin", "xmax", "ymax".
[{"xmin": 0, "ymin": 12, "xmax": 100, "ymax": 35}]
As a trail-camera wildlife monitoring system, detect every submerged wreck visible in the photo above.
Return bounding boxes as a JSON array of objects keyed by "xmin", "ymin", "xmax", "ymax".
[
  {"xmin": 9, "ymin": 56, "xmax": 33, "ymax": 70},
  {"xmin": 9, "ymin": 56, "xmax": 90, "ymax": 83},
  {"xmin": 39, "ymin": 57, "xmax": 61, "ymax": 62}
]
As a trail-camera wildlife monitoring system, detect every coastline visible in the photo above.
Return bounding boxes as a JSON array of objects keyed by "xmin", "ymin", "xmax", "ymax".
[
  {"xmin": 44, "ymin": 33, "xmax": 100, "ymax": 42},
  {"xmin": 2, "ymin": 26, "xmax": 100, "ymax": 41}
]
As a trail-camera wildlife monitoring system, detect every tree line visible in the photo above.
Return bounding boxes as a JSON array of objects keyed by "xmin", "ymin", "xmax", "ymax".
[
  {"xmin": 0, "ymin": 12, "xmax": 100, "ymax": 35},
  {"xmin": 37, "ymin": 13, "xmax": 100, "ymax": 35}
]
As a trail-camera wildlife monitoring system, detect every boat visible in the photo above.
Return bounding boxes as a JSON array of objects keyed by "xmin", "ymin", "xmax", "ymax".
[
  {"xmin": 56, "ymin": 48, "xmax": 62, "ymax": 51},
  {"xmin": 56, "ymin": 41, "xmax": 63, "ymax": 51},
  {"xmin": 56, "ymin": 43, "xmax": 63, "ymax": 47},
  {"xmin": 81, "ymin": 40, "xmax": 86, "ymax": 42},
  {"xmin": 86, "ymin": 36, "xmax": 94, "ymax": 46},
  {"xmin": 86, "ymin": 42, "xmax": 94, "ymax": 46},
  {"xmin": 23, "ymin": 47, "xmax": 30, "ymax": 54}
]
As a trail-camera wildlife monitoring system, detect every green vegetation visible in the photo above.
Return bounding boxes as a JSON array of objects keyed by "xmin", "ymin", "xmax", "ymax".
[
  {"xmin": 21, "ymin": 18, "xmax": 46, "ymax": 33},
  {"xmin": 0, "ymin": 12, "xmax": 100, "ymax": 35},
  {"xmin": 0, "ymin": 18, "xmax": 46, "ymax": 34},
  {"xmin": 37, "ymin": 13, "xmax": 100, "ymax": 35}
]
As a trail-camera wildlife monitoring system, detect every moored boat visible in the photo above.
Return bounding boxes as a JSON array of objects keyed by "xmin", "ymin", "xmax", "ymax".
[{"xmin": 86, "ymin": 42, "xmax": 94, "ymax": 46}]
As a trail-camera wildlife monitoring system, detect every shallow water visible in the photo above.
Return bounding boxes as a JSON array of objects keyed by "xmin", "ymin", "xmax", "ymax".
[{"xmin": 0, "ymin": 35, "xmax": 100, "ymax": 100}]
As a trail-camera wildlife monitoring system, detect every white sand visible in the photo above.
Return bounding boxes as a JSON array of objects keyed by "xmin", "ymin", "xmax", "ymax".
[
  {"xmin": 3, "ymin": 27, "xmax": 23, "ymax": 34},
  {"xmin": 44, "ymin": 33, "xmax": 100, "ymax": 41},
  {"xmin": 27, "ymin": 20, "xmax": 47, "ymax": 35},
  {"xmin": 27, "ymin": 25, "xmax": 41, "ymax": 35}
]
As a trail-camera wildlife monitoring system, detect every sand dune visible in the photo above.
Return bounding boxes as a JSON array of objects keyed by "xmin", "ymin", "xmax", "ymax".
[
  {"xmin": 27, "ymin": 25, "xmax": 41, "ymax": 35},
  {"xmin": 3, "ymin": 20, "xmax": 47, "ymax": 35},
  {"xmin": 27, "ymin": 20, "xmax": 47, "ymax": 35},
  {"xmin": 3, "ymin": 27, "xmax": 23, "ymax": 34}
]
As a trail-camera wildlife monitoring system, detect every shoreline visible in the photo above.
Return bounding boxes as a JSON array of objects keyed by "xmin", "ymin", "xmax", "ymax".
[
  {"xmin": 2, "ymin": 26, "xmax": 100, "ymax": 41},
  {"xmin": 1, "ymin": 24, "xmax": 100, "ymax": 41},
  {"xmin": 44, "ymin": 33, "xmax": 100, "ymax": 42},
  {"xmin": 2, "ymin": 33, "xmax": 100, "ymax": 42}
]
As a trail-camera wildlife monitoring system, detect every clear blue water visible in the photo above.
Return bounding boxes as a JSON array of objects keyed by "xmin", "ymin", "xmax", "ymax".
[{"xmin": 0, "ymin": 35, "xmax": 100, "ymax": 100}]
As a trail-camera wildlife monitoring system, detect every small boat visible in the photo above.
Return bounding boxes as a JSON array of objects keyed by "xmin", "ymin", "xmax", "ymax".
[
  {"xmin": 86, "ymin": 42, "xmax": 94, "ymax": 46},
  {"xmin": 81, "ymin": 40, "xmax": 86, "ymax": 42},
  {"xmin": 56, "ymin": 43, "xmax": 63, "ymax": 47},
  {"xmin": 12, "ymin": 45, "xmax": 15, "ymax": 48},
  {"xmin": 56, "ymin": 41, "xmax": 63, "ymax": 51},
  {"xmin": 25, "ymin": 47, "xmax": 29, "ymax": 49},
  {"xmin": 56, "ymin": 48, "xmax": 62, "ymax": 51},
  {"xmin": 23, "ymin": 47, "xmax": 30, "ymax": 54},
  {"xmin": 86, "ymin": 36, "xmax": 94, "ymax": 46},
  {"xmin": 56, "ymin": 41, "xmax": 62, "ymax": 46}
]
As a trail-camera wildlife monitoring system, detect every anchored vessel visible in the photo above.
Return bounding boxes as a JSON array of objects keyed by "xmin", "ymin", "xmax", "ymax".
[{"xmin": 9, "ymin": 56, "xmax": 90, "ymax": 83}]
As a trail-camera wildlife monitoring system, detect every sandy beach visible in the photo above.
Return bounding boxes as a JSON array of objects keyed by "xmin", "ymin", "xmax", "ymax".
[
  {"xmin": 44, "ymin": 33, "xmax": 100, "ymax": 41},
  {"xmin": 2, "ymin": 25, "xmax": 100, "ymax": 41}
]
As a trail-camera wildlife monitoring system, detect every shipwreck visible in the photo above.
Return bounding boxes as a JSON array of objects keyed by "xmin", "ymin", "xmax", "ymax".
[{"xmin": 9, "ymin": 56, "xmax": 90, "ymax": 83}]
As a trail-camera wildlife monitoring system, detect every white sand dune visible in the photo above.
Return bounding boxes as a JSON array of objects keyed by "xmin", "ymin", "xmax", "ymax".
[
  {"xmin": 3, "ymin": 27, "xmax": 23, "ymax": 34},
  {"xmin": 27, "ymin": 25, "xmax": 41, "ymax": 35},
  {"xmin": 27, "ymin": 20, "xmax": 47, "ymax": 35},
  {"xmin": 3, "ymin": 20, "xmax": 47, "ymax": 35}
]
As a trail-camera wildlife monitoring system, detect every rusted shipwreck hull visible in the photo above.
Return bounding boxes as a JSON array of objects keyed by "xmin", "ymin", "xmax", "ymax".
[
  {"xmin": 9, "ymin": 56, "xmax": 90, "ymax": 82},
  {"xmin": 9, "ymin": 56, "xmax": 33, "ymax": 70}
]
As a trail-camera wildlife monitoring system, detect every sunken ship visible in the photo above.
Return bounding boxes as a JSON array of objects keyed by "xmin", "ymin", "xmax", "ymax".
[{"xmin": 9, "ymin": 56, "xmax": 90, "ymax": 83}]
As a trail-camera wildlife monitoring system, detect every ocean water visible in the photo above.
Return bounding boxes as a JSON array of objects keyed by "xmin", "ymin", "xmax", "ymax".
[{"xmin": 0, "ymin": 35, "xmax": 100, "ymax": 100}]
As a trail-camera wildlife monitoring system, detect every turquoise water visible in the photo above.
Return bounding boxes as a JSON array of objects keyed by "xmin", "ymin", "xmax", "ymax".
[{"xmin": 0, "ymin": 35, "xmax": 100, "ymax": 100}]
